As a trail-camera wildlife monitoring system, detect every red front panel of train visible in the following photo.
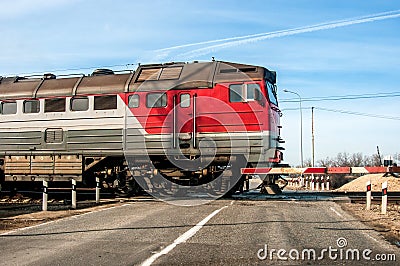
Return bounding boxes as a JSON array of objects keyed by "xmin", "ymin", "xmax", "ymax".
[{"xmin": 123, "ymin": 82, "xmax": 271, "ymax": 135}]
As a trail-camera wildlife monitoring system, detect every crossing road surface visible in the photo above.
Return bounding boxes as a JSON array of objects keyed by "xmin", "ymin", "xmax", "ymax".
[{"xmin": 0, "ymin": 199, "xmax": 398, "ymax": 265}]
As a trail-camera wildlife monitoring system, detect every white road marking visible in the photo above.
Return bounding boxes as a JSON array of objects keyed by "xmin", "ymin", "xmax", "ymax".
[
  {"xmin": 329, "ymin": 207, "xmax": 343, "ymax": 217},
  {"xmin": 140, "ymin": 205, "xmax": 229, "ymax": 266},
  {"xmin": 364, "ymin": 233, "xmax": 379, "ymax": 243},
  {"xmin": 330, "ymin": 208, "xmax": 382, "ymax": 245}
]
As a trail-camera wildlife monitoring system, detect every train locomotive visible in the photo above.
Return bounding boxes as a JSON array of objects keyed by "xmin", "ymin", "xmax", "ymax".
[{"xmin": 0, "ymin": 61, "xmax": 285, "ymax": 197}]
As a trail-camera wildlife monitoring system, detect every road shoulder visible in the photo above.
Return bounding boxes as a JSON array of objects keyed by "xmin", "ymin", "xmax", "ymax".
[{"xmin": 339, "ymin": 202, "xmax": 400, "ymax": 247}]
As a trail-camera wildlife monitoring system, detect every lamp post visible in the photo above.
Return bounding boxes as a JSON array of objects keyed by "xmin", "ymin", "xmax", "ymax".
[{"xmin": 283, "ymin": 89, "xmax": 303, "ymax": 167}]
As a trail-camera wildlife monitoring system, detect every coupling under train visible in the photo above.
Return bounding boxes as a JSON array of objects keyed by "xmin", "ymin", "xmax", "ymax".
[{"xmin": 0, "ymin": 61, "xmax": 285, "ymax": 196}]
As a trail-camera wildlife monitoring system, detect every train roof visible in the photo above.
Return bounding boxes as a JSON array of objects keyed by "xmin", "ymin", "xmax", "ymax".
[{"xmin": 0, "ymin": 61, "xmax": 275, "ymax": 100}]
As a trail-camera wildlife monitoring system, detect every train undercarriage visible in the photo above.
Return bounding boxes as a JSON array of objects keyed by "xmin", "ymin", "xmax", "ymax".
[{"xmin": 0, "ymin": 154, "xmax": 286, "ymax": 197}]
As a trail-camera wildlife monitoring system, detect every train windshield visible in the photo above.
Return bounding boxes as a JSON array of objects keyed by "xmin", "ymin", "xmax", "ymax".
[{"xmin": 266, "ymin": 81, "xmax": 278, "ymax": 106}]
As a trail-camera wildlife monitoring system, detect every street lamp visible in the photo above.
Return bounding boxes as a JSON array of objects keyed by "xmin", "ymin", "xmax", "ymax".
[{"xmin": 283, "ymin": 89, "xmax": 303, "ymax": 167}]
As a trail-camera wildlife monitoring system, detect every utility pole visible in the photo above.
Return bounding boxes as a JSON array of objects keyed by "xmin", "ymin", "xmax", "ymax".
[
  {"xmin": 312, "ymin": 107, "xmax": 315, "ymax": 167},
  {"xmin": 311, "ymin": 107, "xmax": 315, "ymax": 190}
]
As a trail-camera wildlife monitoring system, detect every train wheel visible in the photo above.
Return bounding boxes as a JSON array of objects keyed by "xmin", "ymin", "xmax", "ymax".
[
  {"xmin": 220, "ymin": 155, "xmax": 247, "ymax": 197},
  {"xmin": 260, "ymin": 175, "xmax": 283, "ymax": 194},
  {"xmin": 115, "ymin": 179, "xmax": 142, "ymax": 197},
  {"xmin": 260, "ymin": 183, "xmax": 282, "ymax": 194}
]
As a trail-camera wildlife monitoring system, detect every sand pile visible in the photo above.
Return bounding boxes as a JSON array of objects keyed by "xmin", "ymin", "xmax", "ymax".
[{"xmin": 336, "ymin": 173, "xmax": 400, "ymax": 192}]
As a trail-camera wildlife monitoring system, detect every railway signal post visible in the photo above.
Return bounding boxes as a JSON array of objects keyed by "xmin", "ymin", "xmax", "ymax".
[
  {"xmin": 381, "ymin": 181, "xmax": 388, "ymax": 215},
  {"xmin": 366, "ymin": 180, "xmax": 372, "ymax": 210},
  {"xmin": 72, "ymin": 179, "xmax": 77, "ymax": 209},
  {"xmin": 96, "ymin": 177, "xmax": 100, "ymax": 204},
  {"xmin": 42, "ymin": 180, "xmax": 48, "ymax": 211}
]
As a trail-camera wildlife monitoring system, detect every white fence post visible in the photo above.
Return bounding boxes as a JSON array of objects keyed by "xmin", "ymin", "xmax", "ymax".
[
  {"xmin": 316, "ymin": 176, "xmax": 320, "ymax": 191},
  {"xmin": 72, "ymin": 179, "xmax": 77, "ymax": 209},
  {"xmin": 381, "ymin": 181, "xmax": 388, "ymax": 215},
  {"xmin": 326, "ymin": 176, "xmax": 330, "ymax": 190},
  {"xmin": 42, "ymin": 180, "xmax": 48, "ymax": 211},
  {"xmin": 311, "ymin": 175, "xmax": 315, "ymax": 191},
  {"xmin": 366, "ymin": 180, "xmax": 372, "ymax": 210},
  {"xmin": 321, "ymin": 176, "xmax": 325, "ymax": 191},
  {"xmin": 96, "ymin": 177, "xmax": 100, "ymax": 204}
]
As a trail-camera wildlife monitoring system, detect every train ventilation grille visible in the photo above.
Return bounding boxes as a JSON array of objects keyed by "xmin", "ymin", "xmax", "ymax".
[{"xmin": 45, "ymin": 128, "xmax": 63, "ymax": 143}]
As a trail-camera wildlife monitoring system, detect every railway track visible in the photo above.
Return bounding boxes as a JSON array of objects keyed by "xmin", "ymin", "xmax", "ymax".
[
  {"xmin": 348, "ymin": 195, "xmax": 400, "ymax": 204},
  {"xmin": 1, "ymin": 189, "xmax": 399, "ymax": 211},
  {"xmin": 330, "ymin": 191, "xmax": 400, "ymax": 205},
  {"xmin": 232, "ymin": 190, "xmax": 400, "ymax": 205}
]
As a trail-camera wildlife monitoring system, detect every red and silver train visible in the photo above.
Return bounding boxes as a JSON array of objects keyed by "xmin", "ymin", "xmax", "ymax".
[{"xmin": 0, "ymin": 61, "xmax": 284, "ymax": 196}]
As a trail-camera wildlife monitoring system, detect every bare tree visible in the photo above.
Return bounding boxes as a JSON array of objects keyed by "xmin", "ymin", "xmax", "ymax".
[
  {"xmin": 310, "ymin": 151, "xmax": 397, "ymax": 189},
  {"xmin": 364, "ymin": 154, "xmax": 382, "ymax": 166},
  {"xmin": 317, "ymin": 157, "xmax": 334, "ymax": 167},
  {"xmin": 336, "ymin": 152, "xmax": 351, "ymax": 167},
  {"xmin": 303, "ymin": 158, "xmax": 312, "ymax": 167},
  {"xmin": 304, "ymin": 151, "xmax": 399, "ymax": 168},
  {"xmin": 349, "ymin": 152, "xmax": 363, "ymax": 167}
]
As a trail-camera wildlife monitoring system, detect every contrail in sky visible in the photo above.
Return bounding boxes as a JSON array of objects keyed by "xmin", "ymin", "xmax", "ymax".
[{"xmin": 156, "ymin": 9, "xmax": 400, "ymax": 60}]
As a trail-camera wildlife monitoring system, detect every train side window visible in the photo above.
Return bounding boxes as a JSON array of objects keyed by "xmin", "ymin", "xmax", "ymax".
[
  {"xmin": 247, "ymin": 84, "xmax": 262, "ymax": 101},
  {"xmin": 23, "ymin": 100, "xmax": 40, "ymax": 113},
  {"xmin": 229, "ymin": 84, "xmax": 244, "ymax": 102},
  {"xmin": 180, "ymin": 94, "xmax": 190, "ymax": 108},
  {"xmin": 70, "ymin": 97, "xmax": 89, "ymax": 111},
  {"xmin": 0, "ymin": 101, "xmax": 17, "ymax": 114},
  {"xmin": 128, "ymin": 94, "xmax": 140, "ymax": 108},
  {"xmin": 229, "ymin": 84, "xmax": 262, "ymax": 103},
  {"xmin": 45, "ymin": 98, "xmax": 66, "ymax": 113},
  {"xmin": 146, "ymin": 93, "xmax": 167, "ymax": 108},
  {"xmin": 94, "ymin": 95, "xmax": 117, "ymax": 110}
]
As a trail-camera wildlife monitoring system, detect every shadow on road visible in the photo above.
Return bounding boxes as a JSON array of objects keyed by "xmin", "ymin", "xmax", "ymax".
[{"xmin": 1, "ymin": 217, "xmax": 390, "ymax": 238}]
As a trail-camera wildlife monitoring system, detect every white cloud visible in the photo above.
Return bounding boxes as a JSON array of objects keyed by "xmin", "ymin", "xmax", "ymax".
[{"xmin": 158, "ymin": 9, "xmax": 400, "ymax": 61}]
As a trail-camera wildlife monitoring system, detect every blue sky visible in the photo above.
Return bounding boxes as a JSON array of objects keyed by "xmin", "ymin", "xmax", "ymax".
[{"xmin": 1, "ymin": 0, "xmax": 400, "ymax": 165}]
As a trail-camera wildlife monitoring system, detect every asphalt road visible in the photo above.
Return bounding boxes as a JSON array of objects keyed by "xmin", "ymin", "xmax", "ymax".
[{"xmin": 0, "ymin": 198, "xmax": 398, "ymax": 265}]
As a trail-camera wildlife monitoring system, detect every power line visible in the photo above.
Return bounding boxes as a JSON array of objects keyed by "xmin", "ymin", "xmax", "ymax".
[
  {"xmin": 281, "ymin": 106, "xmax": 400, "ymax": 121},
  {"xmin": 315, "ymin": 107, "xmax": 400, "ymax": 120},
  {"xmin": 6, "ymin": 63, "xmax": 139, "ymax": 77},
  {"xmin": 280, "ymin": 91, "xmax": 400, "ymax": 103}
]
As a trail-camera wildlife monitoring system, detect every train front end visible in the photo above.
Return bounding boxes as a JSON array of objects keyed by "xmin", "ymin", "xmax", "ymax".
[{"xmin": 124, "ymin": 61, "xmax": 284, "ymax": 196}]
